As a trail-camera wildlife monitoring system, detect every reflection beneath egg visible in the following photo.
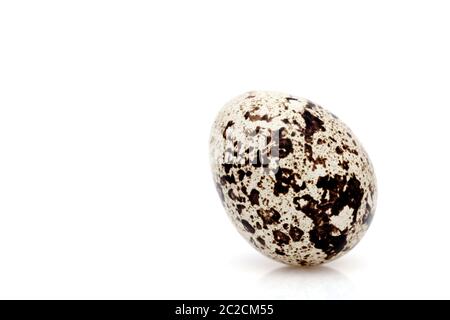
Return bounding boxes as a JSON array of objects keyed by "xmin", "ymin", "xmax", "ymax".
[{"xmin": 259, "ymin": 265, "xmax": 354, "ymax": 299}]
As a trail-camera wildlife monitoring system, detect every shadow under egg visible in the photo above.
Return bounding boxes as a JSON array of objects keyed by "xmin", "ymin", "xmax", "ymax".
[{"xmin": 259, "ymin": 265, "xmax": 355, "ymax": 299}]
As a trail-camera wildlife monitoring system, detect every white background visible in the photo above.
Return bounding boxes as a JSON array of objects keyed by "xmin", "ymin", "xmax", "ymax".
[{"xmin": 0, "ymin": 1, "xmax": 449, "ymax": 299}]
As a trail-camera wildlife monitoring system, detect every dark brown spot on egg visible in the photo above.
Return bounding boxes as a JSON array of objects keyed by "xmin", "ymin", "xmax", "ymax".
[
  {"xmin": 339, "ymin": 160, "xmax": 349, "ymax": 170},
  {"xmin": 313, "ymin": 157, "xmax": 327, "ymax": 170},
  {"xmin": 293, "ymin": 174, "xmax": 364, "ymax": 259},
  {"xmin": 222, "ymin": 163, "xmax": 233, "ymax": 174},
  {"xmin": 292, "ymin": 119, "xmax": 303, "ymax": 135},
  {"xmin": 244, "ymin": 112, "xmax": 272, "ymax": 122},
  {"xmin": 278, "ymin": 128, "xmax": 293, "ymax": 159},
  {"xmin": 248, "ymin": 189, "xmax": 260, "ymax": 206},
  {"xmin": 220, "ymin": 174, "xmax": 236, "ymax": 185},
  {"xmin": 304, "ymin": 144, "xmax": 314, "ymax": 162},
  {"xmin": 237, "ymin": 169, "xmax": 245, "ymax": 181},
  {"xmin": 273, "ymin": 230, "xmax": 291, "ymax": 246},
  {"xmin": 302, "ymin": 109, "xmax": 325, "ymax": 143},
  {"xmin": 289, "ymin": 226, "xmax": 304, "ymax": 242},
  {"xmin": 316, "ymin": 174, "xmax": 364, "ymax": 220},
  {"xmin": 274, "ymin": 168, "xmax": 302, "ymax": 196},
  {"xmin": 342, "ymin": 144, "xmax": 359, "ymax": 155},
  {"xmin": 223, "ymin": 121, "xmax": 234, "ymax": 139},
  {"xmin": 227, "ymin": 189, "xmax": 238, "ymax": 201},
  {"xmin": 241, "ymin": 219, "xmax": 255, "ymax": 234},
  {"xmin": 256, "ymin": 236, "xmax": 266, "ymax": 246},
  {"xmin": 309, "ymin": 225, "xmax": 347, "ymax": 258},
  {"xmin": 257, "ymin": 208, "xmax": 281, "ymax": 226},
  {"xmin": 292, "ymin": 196, "xmax": 302, "ymax": 211}
]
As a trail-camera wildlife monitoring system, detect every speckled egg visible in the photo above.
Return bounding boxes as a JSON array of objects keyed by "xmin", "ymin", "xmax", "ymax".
[{"xmin": 209, "ymin": 91, "xmax": 377, "ymax": 266}]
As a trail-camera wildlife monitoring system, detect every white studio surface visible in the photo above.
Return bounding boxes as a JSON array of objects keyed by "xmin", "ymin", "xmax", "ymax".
[{"xmin": 0, "ymin": 1, "xmax": 448, "ymax": 299}]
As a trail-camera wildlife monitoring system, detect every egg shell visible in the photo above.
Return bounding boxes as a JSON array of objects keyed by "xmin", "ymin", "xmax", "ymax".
[{"xmin": 209, "ymin": 91, "xmax": 377, "ymax": 266}]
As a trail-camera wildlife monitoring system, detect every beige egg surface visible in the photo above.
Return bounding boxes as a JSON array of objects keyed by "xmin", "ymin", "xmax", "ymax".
[{"xmin": 209, "ymin": 91, "xmax": 377, "ymax": 266}]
